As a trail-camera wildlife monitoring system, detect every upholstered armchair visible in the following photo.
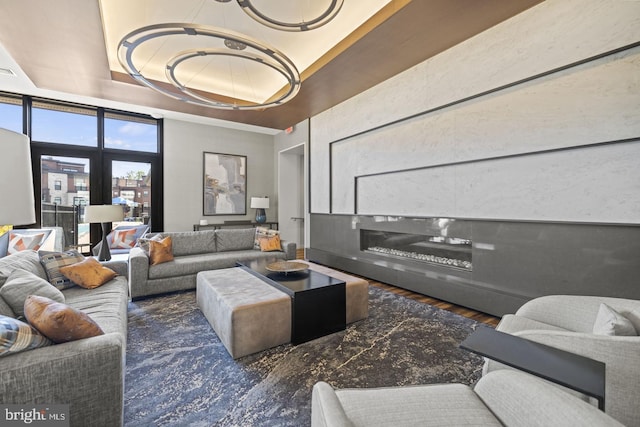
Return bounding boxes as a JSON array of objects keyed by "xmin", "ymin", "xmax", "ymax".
[
  {"xmin": 311, "ymin": 370, "xmax": 623, "ymax": 427},
  {"xmin": 483, "ymin": 295, "xmax": 640, "ymax": 427}
]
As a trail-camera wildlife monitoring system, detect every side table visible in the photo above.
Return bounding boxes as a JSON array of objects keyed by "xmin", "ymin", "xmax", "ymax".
[{"xmin": 460, "ymin": 326, "xmax": 606, "ymax": 411}]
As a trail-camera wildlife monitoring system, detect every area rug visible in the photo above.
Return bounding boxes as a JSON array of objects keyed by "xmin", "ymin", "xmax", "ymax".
[{"xmin": 124, "ymin": 286, "xmax": 485, "ymax": 426}]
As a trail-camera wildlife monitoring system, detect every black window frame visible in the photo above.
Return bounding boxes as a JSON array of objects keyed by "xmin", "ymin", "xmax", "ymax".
[{"xmin": 0, "ymin": 91, "xmax": 164, "ymax": 247}]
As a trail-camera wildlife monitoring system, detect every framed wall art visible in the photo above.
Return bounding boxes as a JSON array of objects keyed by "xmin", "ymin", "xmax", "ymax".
[{"xmin": 203, "ymin": 152, "xmax": 247, "ymax": 215}]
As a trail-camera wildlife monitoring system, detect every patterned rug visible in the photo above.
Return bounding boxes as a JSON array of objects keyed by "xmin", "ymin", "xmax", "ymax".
[{"xmin": 124, "ymin": 286, "xmax": 485, "ymax": 426}]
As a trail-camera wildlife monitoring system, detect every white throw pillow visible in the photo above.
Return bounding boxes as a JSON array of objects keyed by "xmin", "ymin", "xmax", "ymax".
[{"xmin": 592, "ymin": 303, "xmax": 637, "ymax": 336}]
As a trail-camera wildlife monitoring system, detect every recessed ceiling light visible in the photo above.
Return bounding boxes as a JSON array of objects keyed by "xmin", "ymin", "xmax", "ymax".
[{"xmin": 0, "ymin": 67, "xmax": 16, "ymax": 77}]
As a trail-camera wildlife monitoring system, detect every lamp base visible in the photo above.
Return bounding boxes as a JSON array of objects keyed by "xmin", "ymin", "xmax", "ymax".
[
  {"xmin": 97, "ymin": 222, "xmax": 112, "ymax": 261},
  {"xmin": 255, "ymin": 208, "xmax": 266, "ymax": 224}
]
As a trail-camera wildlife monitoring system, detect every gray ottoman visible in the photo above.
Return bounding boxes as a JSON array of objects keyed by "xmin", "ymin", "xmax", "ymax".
[{"xmin": 197, "ymin": 268, "xmax": 291, "ymax": 358}]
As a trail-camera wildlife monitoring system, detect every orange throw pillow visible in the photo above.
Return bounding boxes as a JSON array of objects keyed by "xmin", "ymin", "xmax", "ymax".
[
  {"xmin": 59, "ymin": 257, "xmax": 117, "ymax": 289},
  {"xmin": 259, "ymin": 234, "xmax": 282, "ymax": 252},
  {"xmin": 149, "ymin": 236, "xmax": 174, "ymax": 265},
  {"xmin": 24, "ymin": 295, "xmax": 104, "ymax": 344}
]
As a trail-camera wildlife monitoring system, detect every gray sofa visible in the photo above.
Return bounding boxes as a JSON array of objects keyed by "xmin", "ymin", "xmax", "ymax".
[
  {"xmin": 128, "ymin": 228, "xmax": 296, "ymax": 300},
  {"xmin": 0, "ymin": 250, "xmax": 129, "ymax": 427},
  {"xmin": 484, "ymin": 294, "xmax": 640, "ymax": 426},
  {"xmin": 311, "ymin": 369, "xmax": 623, "ymax": 427}
]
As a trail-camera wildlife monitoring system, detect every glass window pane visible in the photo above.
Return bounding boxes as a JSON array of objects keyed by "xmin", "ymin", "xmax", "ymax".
[
  {"xmin": 112, "ymin": 160, "xmax": 151, "ymax": 226},
  {"xmin": 105, "ymin": 112, "xmax": 158, "ymax": 153},
  {"xmin": 0, "ymin": 94, "xmax": 23, "ymax": 133},
  {"xmin": 41, "ymin": 156, "xmax": 91, "ymax": 253},
  {"xmin": 32, "ymin": 100, "xmax": 97, "ymax": 146}
]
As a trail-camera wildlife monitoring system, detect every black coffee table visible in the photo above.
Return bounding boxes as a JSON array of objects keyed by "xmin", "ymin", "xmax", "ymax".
[
  {"xmin": 460, "ymin": 326, "xmax": 606, "ymax": 410},
  {"xmin": 237, "ymin": 259, "xmax": 346, "ymax": 344}
]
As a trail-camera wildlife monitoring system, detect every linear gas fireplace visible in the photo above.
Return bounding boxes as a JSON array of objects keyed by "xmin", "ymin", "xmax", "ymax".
[{"xmin": 360, "ymin": 229, "xmax": 472, "ymax": 271}]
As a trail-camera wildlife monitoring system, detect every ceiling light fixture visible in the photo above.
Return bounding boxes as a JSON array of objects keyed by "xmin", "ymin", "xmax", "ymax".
[
  {"xmin": 117, "ymin": 23, "xmax": 301, "ymax": 110},
  {"xmin": 236, "ymin": 0, "xmax": 344, "ymax": 32}
]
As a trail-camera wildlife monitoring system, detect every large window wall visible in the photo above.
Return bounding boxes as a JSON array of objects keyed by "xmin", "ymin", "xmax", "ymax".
[{"xmin": 0, "ymin": 92, "xmax": 163, "ymax": 254}]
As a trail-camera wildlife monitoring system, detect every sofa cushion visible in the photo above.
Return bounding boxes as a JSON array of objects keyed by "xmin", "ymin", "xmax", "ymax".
[
  {"xmin": 152, "ymin": 230, "xmax": 216, "ymax": 256},
  {"xmin": 0, "ymin": 314, "xmax": 52, "ymax": 356},
  {"xmin": 24, "ymin": 295, "xmax": 104, "ymax": 344},
  {"xmin": 334, "ymin": 383, "xmax": 501, "ymax": 426},
  {"xmin": 0, "ymin": 269, "xmax": 65, "ymax": 318},
  {"xmin": 0, "ymin": 250, "xmax": 49, "ymax": 287},
  {"xmin": 0, "ymin": 295, "xmax": 15, "ymax": 318},
  {"xmin": 593, "ymin": 303, "xmax": 637, "ymax": 336},
  {"xmin": 7, "ymin": 231, "xmax": 50, "ymax": 255},
  {"xmin": 39, "ymin": 250, "xmax": 85, "ymax": 290},
  {"xmin": 59, "ymin": 258, "xmax": 118, "ymax": 290},
  {"xmin": 216, "ymin": 228, "xmax": 255, "ymax": 252},
  {"xmin": 62, "ymin": 276, "xmax": 129, "ymax": 336},
  {"xmin": 150, "ymin": 237, "xmax": 174, "ymax": 265},
  {"xmin": 148, "ymin": 253, "xmax": 229, "ymax": 279}
]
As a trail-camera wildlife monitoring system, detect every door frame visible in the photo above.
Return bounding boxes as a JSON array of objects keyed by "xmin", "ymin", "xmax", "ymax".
[{"xmin": 277, "ymin": 142, "xmax": 307, "ymax": 250}]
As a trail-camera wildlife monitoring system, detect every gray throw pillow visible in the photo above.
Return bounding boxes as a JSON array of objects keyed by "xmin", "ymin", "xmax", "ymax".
[
  {"xmin": 39, "ymin": 250, "xmax": 85, "ymax": 290},
  {"xmin": 0, "ymin": 269, "xmax": 65, "ymax": 318}
]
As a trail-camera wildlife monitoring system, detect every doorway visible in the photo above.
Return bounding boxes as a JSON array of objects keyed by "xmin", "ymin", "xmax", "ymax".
[{"xmin": 278, "ymin": 143, "xmax": 306, "ymax": 251}]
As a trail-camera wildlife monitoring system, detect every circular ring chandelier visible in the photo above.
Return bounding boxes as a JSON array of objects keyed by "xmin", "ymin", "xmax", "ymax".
[
  {"xmin": 236, "ymin": 0, "xmax": 344, "ymax": 32},
  {"xmin": 117, "ymin": 23, "xmax": 301, "ymax": 110}
]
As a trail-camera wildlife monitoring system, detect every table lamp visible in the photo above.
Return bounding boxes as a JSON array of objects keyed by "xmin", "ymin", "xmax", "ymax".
[
  {"xmin": 85, "ymin": 205, "xmax": 124, "ymax": 261},
  {"xmin": 250, "ymin": 197, "xmax": 269, "ymax": 224},
  {"xmin": 0, "ymin": 128, "xmax": 36, "ymax": 226}
]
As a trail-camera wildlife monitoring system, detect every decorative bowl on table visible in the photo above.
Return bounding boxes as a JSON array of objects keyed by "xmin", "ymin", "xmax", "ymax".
[{"xmin": 265, "ymin": 261, "xmax": 308, "ymax": 274}]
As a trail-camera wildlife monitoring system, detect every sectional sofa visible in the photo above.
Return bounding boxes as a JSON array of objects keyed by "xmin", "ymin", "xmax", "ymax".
[
  {"xmin": 128, "ymin": 228, "xmax": 296, "ymax": 300},
  {"xmin": 0, "ymin": 250, "xmax": 129, "ymax": 426}
]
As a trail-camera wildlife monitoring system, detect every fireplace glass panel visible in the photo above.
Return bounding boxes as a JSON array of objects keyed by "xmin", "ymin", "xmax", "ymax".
[{"xmin": 360, "ymin": 230, "xmax": 472, "ymax": 271}]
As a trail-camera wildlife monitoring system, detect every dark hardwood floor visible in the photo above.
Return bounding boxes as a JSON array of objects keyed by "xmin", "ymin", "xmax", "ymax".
[{"xmin": 297, "ymin": 248, "xmax": 500, "ymax": 327}]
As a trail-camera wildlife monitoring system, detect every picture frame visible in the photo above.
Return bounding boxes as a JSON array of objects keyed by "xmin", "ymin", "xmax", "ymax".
[{"xmin": 203, "ymin": 152, "xmax": 247, "ymax": 216}]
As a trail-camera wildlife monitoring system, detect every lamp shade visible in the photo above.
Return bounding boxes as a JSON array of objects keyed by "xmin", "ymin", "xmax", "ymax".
[
  {"xmin": 84, "ymin": 205, "xmax": 124, "ymax": 223},
  {"xmin": 250, "ymin": 197, "xmax": 269, "ymax": 209},
  {"xmin": 0, "ymin": 128, "xmax": 36, "ymax": 225}
]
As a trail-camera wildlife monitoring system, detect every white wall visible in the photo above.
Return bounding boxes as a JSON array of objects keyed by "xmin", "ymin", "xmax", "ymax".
[
  {"xmin": 310, "ymin": 0, "xmax": 640, "ymax": 224},
  {"xmin": 275, "ymin": 119, "xmax": 309, "ymax": 247},
  {"xmin": 163, "ymin": 119, "xmax": 275, "ymax": 231}
]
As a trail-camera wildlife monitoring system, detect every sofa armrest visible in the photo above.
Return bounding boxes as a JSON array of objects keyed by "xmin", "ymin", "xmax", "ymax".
[
  {"xmin": 128, "ymin": 246, "xmax": 150, "ymax": 299},
  {"xmin": 475, "ymin": 370, "xmax": 623, "ymax": 427},
  {"xmin": 311, "ymin": 382, "xmax": 355, "ymax": 427},
  {"xmin": 485, "ymin": 329, "xmax": 640, "ymax": 426},
  {"xmin": 0, "ymin": 333, "xmax": 125, "ymax": 426},
  {"xmin": 280, "ymin": 240, "xmax": 297, "ymax": 260},
  {"xmin": 101, "ymin": 260, "xmax": 128, "ymax": 277}
]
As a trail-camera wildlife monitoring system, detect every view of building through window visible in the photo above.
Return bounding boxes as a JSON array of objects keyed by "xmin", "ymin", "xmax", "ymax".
[
  {"xmin": 40, "ymin": 156, "xmax": 91, "ymax": 252},
  {"xmin": 112, "ymin": 160, "xmax": 152, "ymax": 226}
]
